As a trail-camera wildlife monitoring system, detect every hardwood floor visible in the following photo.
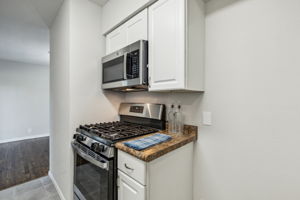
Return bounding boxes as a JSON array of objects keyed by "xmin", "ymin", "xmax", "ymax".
[{"xmin": 0, "ymin": 137, "xmax": 49, "ymax": 190}]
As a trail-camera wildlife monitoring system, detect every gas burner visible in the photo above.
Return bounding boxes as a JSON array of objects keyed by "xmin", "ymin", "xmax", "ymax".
[{"xmin": 78, "ymin": 121, "xmax": 159, "ymax": 142}]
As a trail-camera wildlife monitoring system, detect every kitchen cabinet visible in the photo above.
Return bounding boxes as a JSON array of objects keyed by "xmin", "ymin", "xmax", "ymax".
[
  {"xmin": 106, "ymin": 9, "xmax": 148, "ymax": 55},
  {"xmin": 148, "ymin": 0, "xmax": 205, "ymax": 91},
  {"xmin": 117, "ymin": 143, "xmax": 194, "ymax": 200},
  {"xmin": 105, "ymin": 25, "xmax": 127, "ymax": 55},
  {"xmin": 118, "ymin": 170, "xmax": 146, "ymax": 200}
]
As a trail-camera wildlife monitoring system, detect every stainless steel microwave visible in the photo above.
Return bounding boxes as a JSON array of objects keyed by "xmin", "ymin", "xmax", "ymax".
[{"xmin": 102, "ymin": 40, "xmax": 148, "ymax": 91}]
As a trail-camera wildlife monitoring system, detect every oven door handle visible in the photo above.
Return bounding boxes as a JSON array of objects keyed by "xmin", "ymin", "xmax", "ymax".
[
  {"xmin": 123, "ymin": 52, "xmax": 128, "ymax": 80},
  {"xmin": 72, "ymin": 142, "xmax": 109, "ymax": 171}
]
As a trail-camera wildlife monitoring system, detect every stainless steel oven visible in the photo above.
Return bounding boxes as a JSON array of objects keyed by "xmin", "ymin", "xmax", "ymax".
[
  {"xmin": 72, "ymin": 103, "xmax": 166, "ymax": 200},
  {"xmin": 72, "ymin": 140, "xmax": 116, "ymax": 200},
  {"xmin": 102, "ymin": 40, "xmax": 148, "ymax": 91}
]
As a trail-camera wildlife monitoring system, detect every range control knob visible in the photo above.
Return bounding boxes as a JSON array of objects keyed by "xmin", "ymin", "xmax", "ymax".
[
  {"xmin": 91, "ymin": 143, "xmax": 105, "ymax": 153},
  {"xmin": 73, "ymin": 134, "xmax": 86, "ymax": 142}
]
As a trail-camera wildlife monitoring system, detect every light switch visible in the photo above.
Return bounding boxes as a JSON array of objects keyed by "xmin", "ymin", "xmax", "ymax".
[{"xmin": 202, "ymin": 112, "xmax": 212, "ymax": 125}]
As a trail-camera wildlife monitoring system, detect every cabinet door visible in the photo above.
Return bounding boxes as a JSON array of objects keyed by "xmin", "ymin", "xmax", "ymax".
[
  {"xmin": 105, "ymin": 9, "xmax": 148, "ymax": 55},
  {"xmin": 118, "ymin": 170, "xmax": 146, "ymax": 200},
  {"xmin": 148, "ymin": 0, "xmax": 186, "ymax": 91},
  {"xmin": 126, "ymin": 9, "xmax": 148, "ymax": 45},
  {"xmin": 106, "ymin": 25, "xmax": 127, "ymax": 54}
]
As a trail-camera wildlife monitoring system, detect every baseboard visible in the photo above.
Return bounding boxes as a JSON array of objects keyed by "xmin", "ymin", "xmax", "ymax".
[
  {"xmin": 0, "ymin": 134, "xmax": 49, "ymax": 144},
  {"xmin": 48, "ymin": 171, "xmax": 66, "ymax": 200}
]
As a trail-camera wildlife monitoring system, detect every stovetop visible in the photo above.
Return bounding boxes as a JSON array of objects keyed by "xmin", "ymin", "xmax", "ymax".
[{"xmin": 77, "ymin": 121, "xmax": 159, "ymax": 142}]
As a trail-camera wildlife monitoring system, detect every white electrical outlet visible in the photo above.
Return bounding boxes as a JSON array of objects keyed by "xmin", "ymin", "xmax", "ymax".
[{"xmin": 202, "ymin": 112, "xmax": 212, "ymax": 125}]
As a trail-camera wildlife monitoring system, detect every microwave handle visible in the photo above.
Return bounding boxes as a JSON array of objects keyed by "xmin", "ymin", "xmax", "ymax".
[{"xmin": 123, "ymin": 52, "xmax": 128, "ymax": 80}]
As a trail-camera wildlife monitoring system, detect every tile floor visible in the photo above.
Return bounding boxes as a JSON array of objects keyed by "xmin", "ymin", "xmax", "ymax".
[{"xmin": 0, "ymin": 176, "xmax": 60, "ymax": 200}]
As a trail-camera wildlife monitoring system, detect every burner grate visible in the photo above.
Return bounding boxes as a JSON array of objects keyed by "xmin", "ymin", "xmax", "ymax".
[{"xmin": 79, "ymin": 121, "xmax": 159, "ymax": 142}]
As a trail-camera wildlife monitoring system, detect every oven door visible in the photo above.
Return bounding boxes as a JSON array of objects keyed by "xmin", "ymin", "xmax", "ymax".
[{"xmin": 72, "ymin": 142, "xmax": 114, "ymax": 200}]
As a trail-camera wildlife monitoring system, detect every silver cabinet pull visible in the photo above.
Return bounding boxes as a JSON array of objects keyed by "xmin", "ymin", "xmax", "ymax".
[{"xmin": 124, "ymin": 163, "xmax": 134, "ymax": 171}]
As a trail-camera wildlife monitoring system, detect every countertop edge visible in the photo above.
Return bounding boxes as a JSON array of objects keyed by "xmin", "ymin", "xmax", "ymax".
[{"xmin": 115, "ymin": 125, "xmax": 198, "ymax": 162}]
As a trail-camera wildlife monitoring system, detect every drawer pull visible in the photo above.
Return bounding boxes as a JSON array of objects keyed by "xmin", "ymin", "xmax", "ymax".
[{"xmin": 124, "ymin": 163, "xmax": 134, "ymax": 171}]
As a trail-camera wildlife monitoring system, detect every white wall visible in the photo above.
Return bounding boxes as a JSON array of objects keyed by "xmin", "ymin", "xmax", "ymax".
[
  {"xmin": 101, "ymin": 0, "xmax": 150, "ymax": 34},
  {"xmin": 50, "ymin": 0, "xmax": 124, "ymax": 199},
  {"xmin": 0, "ymin": 0, "xmax": 50, "ymax": 65},
  {"xmin": 69, "ymin": 0, "xmax": 123, "ymax": 128},
  {"xmin": 49, "ymin": 0, "xmax": 71, "ymax": 199},
  {"xmin": 0, "ymin": 59, "xmax": 49, "ymax": 143},
  {"xmin": 125, "ymin": 0, "xmax": 300, "ymax": 199}
]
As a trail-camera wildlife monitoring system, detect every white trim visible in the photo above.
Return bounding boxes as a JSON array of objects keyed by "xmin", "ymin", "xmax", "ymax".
[
  {"xmin": 48, "ymin": 171, "xmax": 66, "ymax": 200},
  {"xmin": 0, "ymin": 134, "xmax": 49, "ymax": 144}
]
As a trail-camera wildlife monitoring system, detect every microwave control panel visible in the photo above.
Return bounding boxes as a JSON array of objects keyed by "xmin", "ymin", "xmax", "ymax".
[{"xmin": 126, "ymin": 50, "xmax": 140, "ymax": 79}]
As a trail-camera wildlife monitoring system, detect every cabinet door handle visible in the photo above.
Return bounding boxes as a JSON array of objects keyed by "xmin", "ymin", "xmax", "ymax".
[{"xmin": 124, "ymin": 163, "xmax": 134, "ymax": 171}]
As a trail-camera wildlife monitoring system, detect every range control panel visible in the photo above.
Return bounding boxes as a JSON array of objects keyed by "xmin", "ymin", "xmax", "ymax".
[{"xmin": 129, "ymin": 106, "xmax": 144, "ymax": 113}]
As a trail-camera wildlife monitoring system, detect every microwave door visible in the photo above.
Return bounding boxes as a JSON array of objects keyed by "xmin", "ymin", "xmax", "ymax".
[{"xmin": 102, "ymin": 55, "xmax": 125, "ymax": 84}]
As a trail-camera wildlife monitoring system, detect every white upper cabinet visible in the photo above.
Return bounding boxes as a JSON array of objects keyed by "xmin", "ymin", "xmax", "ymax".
[
  {"xmin": 106, "ymin": 26, "xmax": 127, "ymax": 55},
  {"xmin": 105, "ymin": 9, "xmax": 148, "ymax": 55},
  {"xmin": 148, "ymin": 0, "xmax": 205, "ymax": 92},
  {"xmin": 102, "ymin": 0, "xmax": 150, "ymax": 34},
  {"xmin": 148, "ymin": 0, "xmax": 185, "ymax": 90},
  {"xmin": 126, "ymin": 9, "xmax": 148, "ymax": 45}
]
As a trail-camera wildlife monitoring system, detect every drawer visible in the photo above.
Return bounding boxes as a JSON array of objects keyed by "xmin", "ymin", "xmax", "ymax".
[
  {"xmin": 118, "ymin": 150, "xmax": 147, "ymax": 185},
  {"xmin": 118, "ymin": 170, "xmax": 146, "ymax": 200}
]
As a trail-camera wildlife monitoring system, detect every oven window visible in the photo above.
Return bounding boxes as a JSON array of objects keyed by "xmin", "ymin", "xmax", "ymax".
[
  {"xmin": 75, "ymin": 154, "xmax": 109, "ymax": 200},
  {"xmin": 103, "ymin": 56, "xmax": 124, "ymax": 83}
]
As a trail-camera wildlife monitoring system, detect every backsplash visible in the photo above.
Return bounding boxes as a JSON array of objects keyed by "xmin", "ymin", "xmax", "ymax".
[{"xmin": 124, "ymin": 92, "xmax": 203, "ymax": 127}]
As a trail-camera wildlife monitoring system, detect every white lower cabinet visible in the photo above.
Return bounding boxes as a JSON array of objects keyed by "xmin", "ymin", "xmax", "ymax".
[
  {"xmin": 117, "ymin": 143, "xmax": 194, "ymax": 200},
  {"xmin": 118, "ymin": 170, "xmax": 146, "ymax": 200}
]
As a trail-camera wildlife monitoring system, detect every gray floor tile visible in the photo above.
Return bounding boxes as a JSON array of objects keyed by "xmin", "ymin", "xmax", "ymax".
[
  {"xmin": 40, "ymin": 176, "xmax": 52, "ymax": 186},
  {"xmin": 44, "ymin": 183, "xmax": 57, "ymax": 196},
  {"xmin": 15, "ymin": 186, "xmax": 48, "ymax": 200},
  {"xmin": 47, "ymin": 194, "xmax": 61, "ymax": 200},
  {"xmin": 0, "ymin": 176, "xmax": 60, "ymax": 200},
  {"xmin": 0, "ymin": 187, "xmax": 15, "ymax": 200},
  {"xmin": 15, "ymin": 179, "xmax": 43, "ymax": 196}
]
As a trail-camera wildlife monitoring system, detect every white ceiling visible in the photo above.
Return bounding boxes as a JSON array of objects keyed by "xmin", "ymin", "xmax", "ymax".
[{"xmin": 0, "ymin": 0, "xmax": 63, "ymax": 66}]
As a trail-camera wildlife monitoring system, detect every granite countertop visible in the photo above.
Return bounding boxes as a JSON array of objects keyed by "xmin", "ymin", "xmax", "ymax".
[{"xmin": 115, "ymin": 125, "xmax": 198, "ymax": 162}]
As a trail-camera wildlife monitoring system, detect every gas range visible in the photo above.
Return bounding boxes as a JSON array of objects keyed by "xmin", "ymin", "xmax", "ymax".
[
  {"xmin": 74, "ymin": 121, "xmax": 161, "ymax": 158},
  {"xmin": 72, "ymin": 103, "xmax": 166, "ymax": 200},
  {"xmin": 78, "ymin": 121, "xmax": 159, "ymax": 142}
]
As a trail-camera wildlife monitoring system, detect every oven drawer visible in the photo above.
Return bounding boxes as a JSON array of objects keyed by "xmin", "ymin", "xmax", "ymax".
[{"xmin": 118, "ymin": 150, "xmax": 146, "ymax": 185}]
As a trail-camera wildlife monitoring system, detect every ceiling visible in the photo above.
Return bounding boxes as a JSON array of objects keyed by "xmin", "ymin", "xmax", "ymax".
[{"xmin": 0, "ymin": 0, "xmax": 63, "ymax": 66}]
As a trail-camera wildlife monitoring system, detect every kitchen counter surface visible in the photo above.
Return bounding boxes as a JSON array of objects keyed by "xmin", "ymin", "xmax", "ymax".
[{"xmin": 115, "ymin": 125, "xmax": 198, "ymax": 162}]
